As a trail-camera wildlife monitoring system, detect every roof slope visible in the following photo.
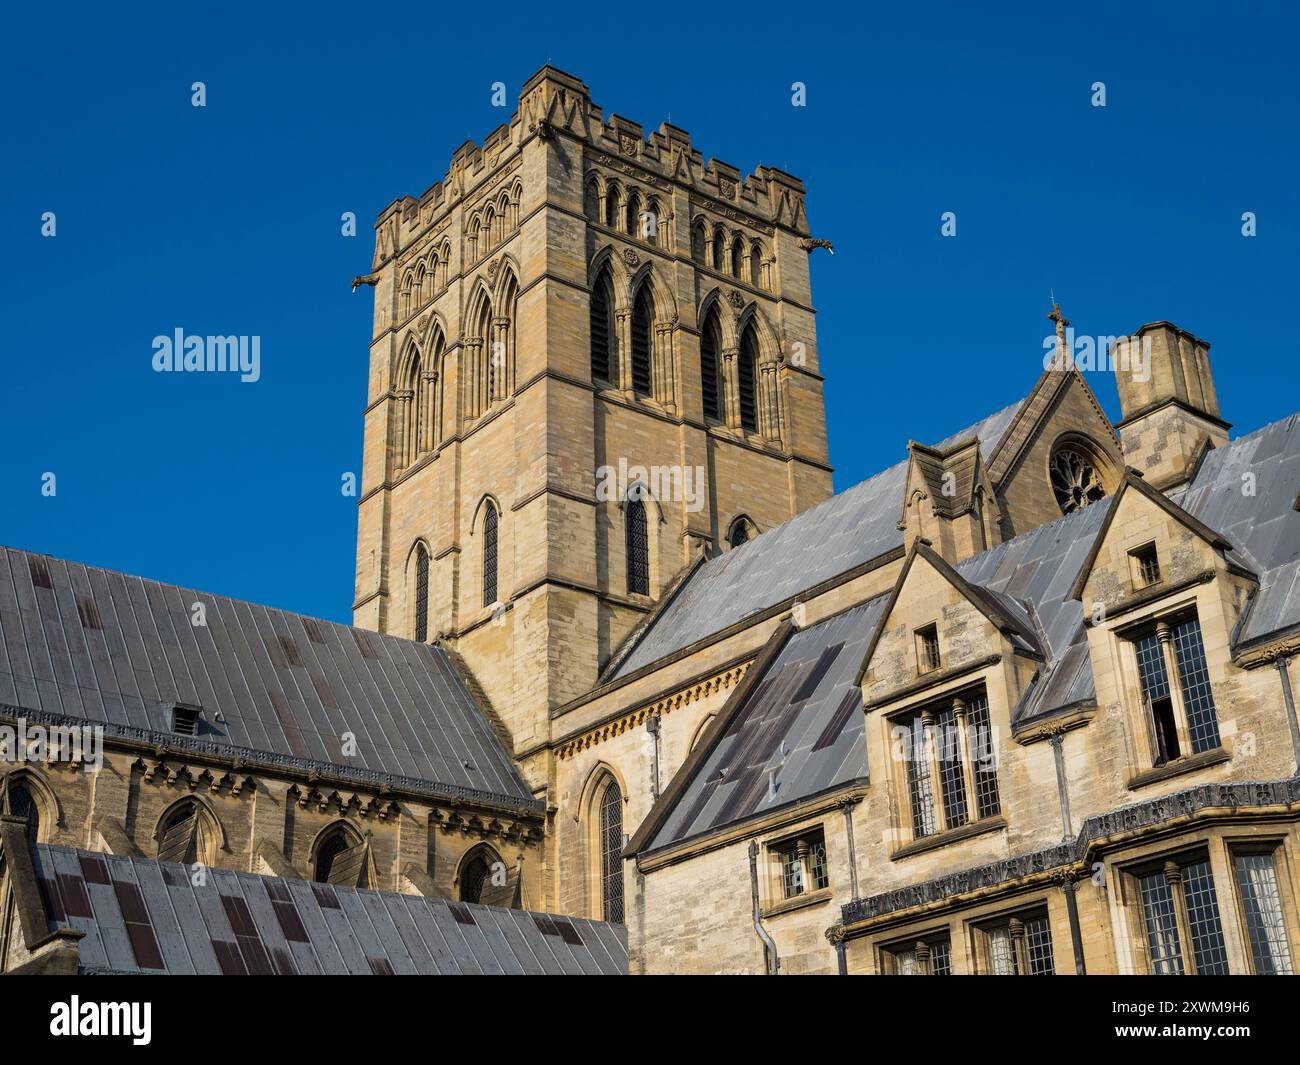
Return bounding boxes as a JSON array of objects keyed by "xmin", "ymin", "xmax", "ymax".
[
  {"xmin": 1173, "ymin": 413, "xmax": 1300, "ymax": 646},
  {"xmin": 642, "ymin": 597, "xmax": 886, "ymax": 854},
  {"xmin": 0, "ymin": 546, "xmax": 534, "ymax": 807},
  {"xmin": 31, "ymin": 845, "xmax": 627, "ymax": 975},
  {"xmin": 611, "ymin": 400, "xmax": 1024, "ymax": 678}
]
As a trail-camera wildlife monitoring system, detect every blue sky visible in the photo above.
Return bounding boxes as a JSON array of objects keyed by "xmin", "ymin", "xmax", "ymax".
[{"xmin": 2, "ymin": 2, "xmax": 1296, "ymax": 624}]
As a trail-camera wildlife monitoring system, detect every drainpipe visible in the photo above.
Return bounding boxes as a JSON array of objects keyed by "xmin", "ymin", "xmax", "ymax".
[
  {"xmin": 1049, "ymin": 731, "xmax": 1072, "ymax": 841},
  {"xmin": 748, "ymin": 841, "xmax": 779, "ymax": 975},
  {"xmin": 1275, "ymin": 657, "xmax": 1300, "ymax": 771},
  {"xmin": 646, "ymin": 715, "xmax": 662, "ymax": 801},
  {"xmin": 840, "ymin": 799, "xmax": 859, "ymax": 900}
]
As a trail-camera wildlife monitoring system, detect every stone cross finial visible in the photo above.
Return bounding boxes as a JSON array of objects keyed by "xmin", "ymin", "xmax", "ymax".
[{"xmin": 1048, "ymin": 302, "xmax": 1070, "ymax": 352}]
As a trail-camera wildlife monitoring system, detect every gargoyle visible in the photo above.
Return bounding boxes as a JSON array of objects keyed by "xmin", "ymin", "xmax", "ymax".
[
  {"xmin": 351, "ymin": 272, "xmax": 380, "ymax": 292},
  {"xmin": 799, "ymin": 238, "xmax": 835, "ymax": 255}
]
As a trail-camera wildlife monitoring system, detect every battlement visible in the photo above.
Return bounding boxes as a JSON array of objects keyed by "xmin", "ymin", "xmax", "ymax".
[{"xmin": 372, "ymin": 65, "xmax": 809, "ymax": 270}]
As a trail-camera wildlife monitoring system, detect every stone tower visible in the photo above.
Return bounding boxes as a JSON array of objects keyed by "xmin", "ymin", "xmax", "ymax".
[
  {"xmin": 1113, "ymin": 322, "xmax": 1229, "ymax": 490},
  {"xmin": 353, "ymin": 67, "xmax": 833, "ymax": 789}
]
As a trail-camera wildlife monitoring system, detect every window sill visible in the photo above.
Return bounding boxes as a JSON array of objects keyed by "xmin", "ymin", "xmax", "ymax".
[
  {"xmin": 890, "ymin": 816, "xmax": 1006, "ymax": 860},
  {"xmin": 761, "ymin": 887, "xmax": 832, "ymax": 919},
  {"xmin": 1126, "ymin": 747, "xmax": 1230, "ymax": 790}
]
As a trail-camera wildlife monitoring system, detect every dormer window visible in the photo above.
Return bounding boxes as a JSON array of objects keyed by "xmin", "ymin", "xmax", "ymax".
[
  {"xmin": 916, "ymin": 624, "xmax": 941, "ymax": 674},
  {"xmin": 1131, "ymin": 543, "xmax": 1161, "ymax": 588},
  {"xmin": 171, "ymin": 704, "xmax": 201, "ymax": 737}
]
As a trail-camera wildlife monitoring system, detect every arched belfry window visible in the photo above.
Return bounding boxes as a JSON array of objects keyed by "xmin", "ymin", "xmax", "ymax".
[
  {"xmin": 731, "ymin": 236, "xmax": 745, "ymax": 279},
  {"xmin": 625, "ymin": 190, "xmax": 642, "ymax": 237},
  {"xmin": 604, "ymin": 184, "xmax": 620, "ymax": 229},
  {"xmin": 590, "ymin": 268, "xmax": 615, "ymax": 384},
  {"xmin": 750, "ymin": 243, "xmax": 764, "ymax": 288},
  {"xmin": 156, "ymin": 800, "xmax": 210, "ymax": 865},
  {"xmin": 626, "ymin": 492, "xmax": 649, "ymax": 596},
  {"xmin": 712, "ymin": 226, "xmax": 726, "ymax": 271},
  {"xmin": 691, "ymin": 222, "xmax": 707, "ymax": 263},
  {"xmin": 700, "ymin": 305, "xmax": 723, "ymax": 422},
  {"xmin": 414, "ymin": 543, "xmax": 430, "ymax": 642},
  {"xmin": 482, "ymin": 502, "xmax": 499, "ymax": 606},
  {"xmin": 7, "ymin": 781, "xmax": 39, "ymax": 843},
  {"xmin": 630, "ymin": 285, "xmax": 654, "ymax": 398},
  {"xmin": 738, "ymin": 323, "xmax": 760, "ymax": 434},
  {"xmin": 599, "ymin": 779, "xmax": 624, "ymax": 923}
]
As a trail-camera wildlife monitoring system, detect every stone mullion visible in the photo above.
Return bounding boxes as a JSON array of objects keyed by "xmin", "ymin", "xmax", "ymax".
[
  {"xmin": 615, "ymin": 307, "xmax": 632, "ymax": 393},
  {"xmin": 492, "ymin": 315, "xmax": 511, "ymax": 402},
  {"xmin": 420, "ymin": 371, "xmax": 437, "ymax": 452},
  {"xmin": 721, "ymin": 346, "xmax": 740, "ymax": 429},
  {"xmin": 1164, "ymin": 861, "xmax": 1197, "ymax": 974},
  {"xmin": 1157, "ymin": 621, "xmax": 1193, "ymax": 757},
  {"xmin": 953, "ymin": 697, "xmax": 978, "ymax": 822},
  {"xmin": 920, "ymin": 708, "xmax": 946, "ymax": 830},
  {"xmin": 393, "ymin": 390, "xmax": 413, "ymax": 469},
  {"xmin": 654, "ymin": 321, "xmax": 676, "ymax": 411},
  {"xmin": 1009, "ymin": 916, "xmax": 1029, "ymax": 975}
]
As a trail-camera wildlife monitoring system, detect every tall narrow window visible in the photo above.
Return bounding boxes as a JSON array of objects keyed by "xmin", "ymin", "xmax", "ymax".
[
  {"xmin": 599, "ymin": 780, "xmax": 624, "ymax": 923},
  {"xmin": 966, "ymin": 692, "xmax": 1001, "ymax": 819},
  {"xmin": 916, "ymin": 623, "xmax": 941, "ymax": 673},
  {"xmin": 904, "ymin": 715, "xmax": 937, "ymax": 837},
  {"xmin": 1138, "ymin": 857, "xmax": 1229, "ymax": 975},
  {"xmin": 625, "ymin": 190, "xmax": 641, "ymax": 236},
  {"xmin": 482, "ymin": 503, "xmax": 499, "ymax": 606},
  {"xmin": 626, "ymin": 494, "xmax": 649, "ymax": 595},
  {"xmin": 460, "ymin": 850, "xmax": 494, "ymax": 903},
  {"xmin": 691, "ymin": 223, "xmax": 707, "ymax": 263},
  {"xmin": 8, "ymin": 782, "xmax": 38, "ymax": 843},
  {"xmin": 1234, "ymin": 852, "xmax": 1294, "ymax": 974},
  {"xmin": 604, "ymin": 185, "xmax": 620, "ymax": 228},
  {"xmin": 1232, "ymin": 847, "xmax": 1294, "ymax": 972},
  {"xmin": 738, "ymin": 324, "xmax": 759, "ymax": 433},
  {"xmin": 731, "ymin": 236, "xmax": 745, "ymax": 278},
  {"xmin": 700, "ymin": 306, "xmax": 722, "ymax": 422},
  {"xmin": 414, "ymin": 545, "xmax": 429, "ymax": 642},
  {"xmin": 712, "ymin": 226, "xmax": 725, "ymax": 271},
  {"xmin": 750, "ymin": 243, "xmax": 764, "ymax": 287},
  {"xmin": 590, "ymin": 270, "xmax": 614, "ymax": 384},
  {"xmin": 630, "ymin": 285, "xmax": 653, "ymax": 398}
]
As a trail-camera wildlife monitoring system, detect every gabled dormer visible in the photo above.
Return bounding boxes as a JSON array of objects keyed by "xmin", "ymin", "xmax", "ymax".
[{"xmin": 899, "ymin": 437, "xmax": 1001, "ymax": 562}]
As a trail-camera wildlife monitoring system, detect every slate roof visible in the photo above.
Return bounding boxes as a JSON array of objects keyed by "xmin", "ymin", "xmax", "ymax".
[
  {"xmin": 642, "ymin": 597, "xmax": 885, "ymax": 854},
  {"xmin": 610, "ymin": 400, "xmax": 1025, "ymax": 678},
  {"xmin": 0, "ymin": 546, "xmax": 536, "ymax": 810},
  {"xmin": 1173, "ymin": 413, "xmax": 1300, "ymax": 647},
  {"xmin": 30, "ymin": 844, "xmax": 627, "ymax": 975}
]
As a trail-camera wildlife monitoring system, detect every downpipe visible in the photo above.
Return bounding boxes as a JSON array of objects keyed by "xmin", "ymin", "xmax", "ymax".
[{"xmin": 748, "ymin": 840, "xmax": 779, "ymax": 975}]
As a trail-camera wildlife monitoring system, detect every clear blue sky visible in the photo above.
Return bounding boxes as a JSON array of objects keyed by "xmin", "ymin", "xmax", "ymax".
[{"xmin": 3, "ymin": 2, "xmax": 1296, "ymax": 625}]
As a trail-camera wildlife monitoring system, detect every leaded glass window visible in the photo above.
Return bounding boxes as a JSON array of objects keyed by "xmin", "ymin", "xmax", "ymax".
[
  {"xmin": 414, "ymin": 545, "xmax": 429, "ymax": 643},
  {"xmin": 482, "ymin": 504, "xmax": 498, "ymax": 607},
  {"xmin": 1139, "ymin": 857, "xmax": 1229, "ymax": 975},
  {"xmin": 1173, "ymin": 617, "xmax": 1221, "ymax": 753},
  {"xmin": 777, "ymin": 833, "xmax": 829, "ymax": 899},
  {"xmin": 8, "ymin": 783, "xmax": 38, "ymax": 843},
  {"xmin": 626, "ymin": 496, "xmax": 649, "ymax": 596},
  {"xmin": 967, "ymin": 694, "xmax": 1001, "ymax": 819},
  {"xmin": 904, "ymin": 715, "xmax": 937, "ymax": 837},
  {"xmin": 1234, "ymin": 852, "xmax": 1294, "ymax": 975},
  {"xmin": 600, "ymin": 781, "xmax": 624, "ymax": 923}
]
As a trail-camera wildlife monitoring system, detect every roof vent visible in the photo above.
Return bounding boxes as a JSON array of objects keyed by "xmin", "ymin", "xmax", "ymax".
[{"xmin": 171, "ymin": 704, "xmax": 202, "ymax": 737}]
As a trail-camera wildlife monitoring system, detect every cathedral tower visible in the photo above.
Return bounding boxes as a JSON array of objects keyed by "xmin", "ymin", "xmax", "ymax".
[{"xmin": 353, "ymin": 67, "xmax": 833, "ymax": 789}]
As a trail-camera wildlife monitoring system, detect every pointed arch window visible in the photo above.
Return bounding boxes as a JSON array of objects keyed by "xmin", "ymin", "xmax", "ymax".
[
  {"xmin": 585, "ymin": 178, "xmax": 600, "ymax": 219},
  {"xmin": 460, "ymin": 851, "xmax": 491, "ymax": 903},
  {"xmin": 727, "ymin": 517, "xmax": 752, "ymax": 549},
  {"xmin": 630, "ymin": 285, "xmax": 654, "ymax": 398},
  {"xmin": 712, "ymin": 226, "xmax": 726, "ymax": 271},
  {"xmin": 157, "ymin": 801, "xmax": 210, "ymax": 865},
  {"xmin": 414, "ymin": 544, "xmax": 430, "ymax": 642},
  {"xmin": 738, "ymin": 323, "xmax": 760, "ymax": 433},
  {"xmin": 8, "ymin": 781, "xmax": 39, "ymax": 843},
  {"xmin": 750, "ymin": 243, "xmax": 764, "ymax": 288},
  {"xmin": 700, "ymin": 305, "xmax": 723, "ymax": 422},
  {"xmin": 599, "ymin": 779, "xmax": 624, "ymax": 923},
  {"xmin": 314, "ymin": 825, "xmax": 369, "ymax": 888},
  {"xmin": 626, "ymin": 493, "xmax": 649, "ymax": 596},
  {"xmin": 604, "ymin": 185, "xmax": 621, "ymax": 229},
  {"xmin": 482, "ymin": 502, "xmax": 499, "ymax": 606},
  {"xmin": 691, "ymin": 222, "xmax": 707, "ymax": 263},
  {"xmin": 731, "ymin": 236, "xmax": 745, "ymax": 279},
  {"xmin": 590, "ymin": 269, "xmax": 614, "ymax": 384}
]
